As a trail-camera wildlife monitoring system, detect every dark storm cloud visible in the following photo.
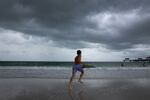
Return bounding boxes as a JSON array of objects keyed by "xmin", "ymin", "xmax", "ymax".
[
  {"xmin": 109, "ymin": 15, "xmax": 150, "ymax": 50},
  {"xmin": 0, "ymin": 0, "xmax": 150, "ymax": 50}
]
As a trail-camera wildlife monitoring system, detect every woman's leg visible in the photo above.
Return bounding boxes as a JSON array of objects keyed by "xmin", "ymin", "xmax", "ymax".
[
  {"xmin": 68, "ymin": 73, "xmax": 75, "ymax": 89},
  {"xmin": 78, "ymin": 70, "xmax": 84, "ymax": 83}
]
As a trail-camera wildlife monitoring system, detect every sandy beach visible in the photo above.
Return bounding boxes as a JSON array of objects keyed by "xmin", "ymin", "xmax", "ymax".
[{"xmin": 0, "ymin": 78, "xmax": 150, "ymax": 100}]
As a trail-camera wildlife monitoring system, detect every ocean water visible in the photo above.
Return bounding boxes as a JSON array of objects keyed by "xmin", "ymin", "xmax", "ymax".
[
  {"xmin": 0, "ymin": 61, "xmax": 150, "ymax": 78},
  {"xmin": 0, "ymin": 61, "xmax": 150, "ymax": 67}
]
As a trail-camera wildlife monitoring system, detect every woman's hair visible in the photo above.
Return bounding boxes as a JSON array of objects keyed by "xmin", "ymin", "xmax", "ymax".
[{"xmin": 77, "ymin": 50, "xmax": 81, "ymax": 55}]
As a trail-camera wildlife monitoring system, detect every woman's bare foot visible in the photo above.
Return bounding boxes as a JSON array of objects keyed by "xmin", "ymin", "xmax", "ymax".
[
  {"xmin": 78, "ymin": 80, "xmax": 83, "ymax": 84},
  {"xmin": 67, "ymin": 84, "xmax": 72, "ymax": 90}
]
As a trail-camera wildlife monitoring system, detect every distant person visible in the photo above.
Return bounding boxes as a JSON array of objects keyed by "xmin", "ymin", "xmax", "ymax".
[
  {"xmin": 143, "ymin": 62, "xmax": 146, "ymax": 67},
  {"xmin": 121, "ymin": 62, "xmax": 124, "ymax": 67},
  {"xmin": 68, "ymin": 50, "xmax": 84, "ymax": 89}
]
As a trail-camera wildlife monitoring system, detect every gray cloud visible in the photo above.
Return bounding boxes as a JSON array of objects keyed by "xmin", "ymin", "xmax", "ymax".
[{"xmin": 0, "ymin": 0, "xmax": 150, "ymax": 50}]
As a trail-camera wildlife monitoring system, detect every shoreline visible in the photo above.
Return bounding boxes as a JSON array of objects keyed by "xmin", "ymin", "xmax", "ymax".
[{"xmin": 0, "ymin": 67, "xmax": 150, "ymax": 78}]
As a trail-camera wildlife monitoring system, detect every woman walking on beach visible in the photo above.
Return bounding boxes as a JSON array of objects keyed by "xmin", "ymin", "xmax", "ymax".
[{"xmin": 68, "ymin": 50, "xmax": 84, "ymax": 89}]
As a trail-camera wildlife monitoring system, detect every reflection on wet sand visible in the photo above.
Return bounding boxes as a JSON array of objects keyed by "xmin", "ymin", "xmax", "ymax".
[
  {"xmin": 0, "ymin": 79, "xmax": 150, "ymax": 100},
  {"xmin": 67, "ymin": 87, "xmax": 84, "ymax": 100}
]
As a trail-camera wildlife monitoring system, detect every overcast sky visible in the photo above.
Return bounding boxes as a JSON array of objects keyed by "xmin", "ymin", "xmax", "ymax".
[{"xmin": 0, "ymin": 0, "xmax": 150, "ymax": 61}]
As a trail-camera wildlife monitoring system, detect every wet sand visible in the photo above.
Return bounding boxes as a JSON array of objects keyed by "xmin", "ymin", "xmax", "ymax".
[{"xmin": 0, "ymin": 78, "xmax": 150, "ymax": 100}]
